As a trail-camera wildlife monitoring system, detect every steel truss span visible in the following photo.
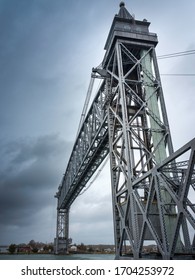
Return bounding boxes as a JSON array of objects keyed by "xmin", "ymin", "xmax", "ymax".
[{"xmin": 54, "ymin": 3, "xmax": 195, "ymax": 259}]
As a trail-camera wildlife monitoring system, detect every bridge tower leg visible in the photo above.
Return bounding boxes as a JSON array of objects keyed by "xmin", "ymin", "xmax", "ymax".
[
  {"xmin": 54, "ymin": 3, "xmax": 195, "ymax": 259},
  {"xmin": 105, "ymin": 3, "xmax": 195, "ymax": 259},
  {"xmin": 54, "ymin": 208, "xmax": 69, "ymax": 254}
]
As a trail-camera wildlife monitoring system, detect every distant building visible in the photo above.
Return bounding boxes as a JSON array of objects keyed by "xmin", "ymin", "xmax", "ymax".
[
  {"xmin": 69, "ymin": 245, "xmax": 77, "ymax": 252},
  {"xmin": 104, "ymin": 248, "xmax": 112, "ymax": 253},
  {"xmin": 16, "ymin": 245, "xmax": 31, "ymax": 254},
  {"xmin": 0, "ymin": 245, "xmax": 9, "ymax": 253}
]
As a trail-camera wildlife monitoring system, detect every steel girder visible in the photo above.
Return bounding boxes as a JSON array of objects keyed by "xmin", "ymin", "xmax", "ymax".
[
  {"xmin": 105, "ymin": 40, "xmax": 195, "ymax": 259},
  {"xmin": 56, "ymin": 79, "xmax": 109, "ymax": 210}
]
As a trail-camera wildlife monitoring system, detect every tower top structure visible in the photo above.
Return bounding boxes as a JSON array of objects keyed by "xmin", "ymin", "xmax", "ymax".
[
  {"xmin": 104, "ymin": 2, "xmax": 158, "ymax": 52},
  {"xmin": 118, "ymin": 1, "xmax": 134, "ymax": 20}
]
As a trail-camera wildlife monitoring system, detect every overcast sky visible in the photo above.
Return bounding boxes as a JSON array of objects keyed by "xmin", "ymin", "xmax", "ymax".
[{"xmin": 0, "ymin": 0, "xmax": 195, "ymax": 246}]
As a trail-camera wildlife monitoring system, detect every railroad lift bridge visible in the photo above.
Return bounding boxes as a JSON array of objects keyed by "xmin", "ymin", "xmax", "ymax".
[{"xmin": 54, "ymin": 3, "xmax": 195, "ymax": 259}]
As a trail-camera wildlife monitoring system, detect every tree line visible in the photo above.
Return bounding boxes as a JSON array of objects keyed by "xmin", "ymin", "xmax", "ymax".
[{"xmin": 7, "ymin": 240, "xmax": 54, "ymax": 254}]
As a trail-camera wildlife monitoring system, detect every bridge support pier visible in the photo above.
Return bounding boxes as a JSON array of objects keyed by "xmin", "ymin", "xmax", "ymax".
[{"xmin": 54, "ymin": 208, "xmax": 69, "ymax": 254}]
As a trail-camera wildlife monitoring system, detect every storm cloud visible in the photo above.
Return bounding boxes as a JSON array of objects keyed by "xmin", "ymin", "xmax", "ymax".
[{"xmin": 0, "ymin": 134, "xmax": 72, "ymax": 242}]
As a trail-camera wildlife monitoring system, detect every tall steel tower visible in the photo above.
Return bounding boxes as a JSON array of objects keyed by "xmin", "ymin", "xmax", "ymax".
[{"xmin": 55, "ymin": 2, "xmax": 195, "ymax": 259}]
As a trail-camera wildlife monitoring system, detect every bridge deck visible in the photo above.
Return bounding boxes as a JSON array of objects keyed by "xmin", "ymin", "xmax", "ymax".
[{"xmin": 56, "ymin": 79, "xmax": 109, "ymax": 209}]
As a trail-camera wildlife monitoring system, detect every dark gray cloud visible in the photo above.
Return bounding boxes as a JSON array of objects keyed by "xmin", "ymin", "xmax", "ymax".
[{"xmin": 0, "ymin": 134, "xmax": 72, "ymax": 243}]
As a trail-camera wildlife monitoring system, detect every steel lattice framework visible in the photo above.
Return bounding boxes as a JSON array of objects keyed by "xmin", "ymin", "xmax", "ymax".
[{"xmin": 55, "ymin": 3, "xmax": 195, "ymax": 259}]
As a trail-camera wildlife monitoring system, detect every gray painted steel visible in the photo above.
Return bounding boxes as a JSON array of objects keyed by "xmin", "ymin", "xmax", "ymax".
[{"xmin": 55, "ymin": 3, "xmax": 195, "ymax": 259}]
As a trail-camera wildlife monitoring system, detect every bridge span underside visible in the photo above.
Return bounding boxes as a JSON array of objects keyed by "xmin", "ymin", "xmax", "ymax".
[{"xmin": 54, "ymin": 3, "xmax": 195, "ymax": 259}]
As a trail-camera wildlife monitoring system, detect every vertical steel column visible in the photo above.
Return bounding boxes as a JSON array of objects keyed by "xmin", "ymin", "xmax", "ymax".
[
  {"xmin": 107, "ymin": 106, "xmax": 121, "ymax": 258},
  {"xmin": 141, "ymin": 49, "xmax": 167, "ymax": 163},
  {"xmin": 151, "ymin": 49, "xmax": 174, "ymax": 156},
  {"xmin": 55, "ymin": 206, "xmax": 69, "ymax": 254},
  {"xmin": 140, "ymin": 48, "xmax": 182, "ymax": 252},
  {"xmin": 116, "ymin": 41, "xmax": 140, "ymax": 258}
]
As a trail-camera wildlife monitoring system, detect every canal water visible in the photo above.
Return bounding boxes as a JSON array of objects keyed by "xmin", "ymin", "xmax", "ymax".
[{"xmin": 0, "ymin": 253, "xmax": 114, "ymax": 260}]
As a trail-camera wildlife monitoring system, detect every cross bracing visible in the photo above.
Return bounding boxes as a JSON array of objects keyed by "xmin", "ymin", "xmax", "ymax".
[{"xmin": 55, "ymin": 3, "xmax": 195, "ymax": 259}]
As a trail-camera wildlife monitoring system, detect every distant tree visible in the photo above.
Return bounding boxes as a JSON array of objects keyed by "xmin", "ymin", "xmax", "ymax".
[
  {"xmin": 77, "ymin": 243, "xmax": 86, "ymax": 251},
  {"xmin": 88, "ymin": 246, "xmax": 94, "ymax": 253},
  {"xmin": 8, "ymin": 244, "xmax": 16, "ymax": 254},
  {"xmin": 43, "ymin": 244, "xmax": 53, "ymax": 253},
  {"xmin": 43, "ymin": 245, "xmax": 48, "ymax": 251},
  {"xmin": 32, "ymin": 247, "xmax": 38, "ymax": 253},
  {"xmin": 28, "ymin": 240, "xmax": 36, "ymax": 248},
  {"xmin": 28, "ymin": 240, "xmax": 41, "ymax": 253}
]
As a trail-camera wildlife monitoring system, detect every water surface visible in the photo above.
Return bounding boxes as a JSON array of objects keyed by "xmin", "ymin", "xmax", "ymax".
[{"xmin": 0, "ymin": 253, "xmax": 114, "ymax": 260}]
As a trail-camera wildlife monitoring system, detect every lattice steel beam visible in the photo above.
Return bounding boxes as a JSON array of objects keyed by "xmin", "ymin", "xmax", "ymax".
[
  {"xmin": 55, "ymin": 3, "xmax": 195, "ymax": 259},
  {"xmin": 54, "ymin": 208, "xmax": 69, "ymax": 254}
]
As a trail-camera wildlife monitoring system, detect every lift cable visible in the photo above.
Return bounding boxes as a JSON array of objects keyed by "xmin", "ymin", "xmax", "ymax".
[
  {"xmin": 79, "ymin": 156, "xmax": 109, "ymax": 196},
  {"xmin": 76, "ymin": 77, "xmax": 95, "ymax": 139},
  {"xmin": 157, "ymin": 49, "xmax": 195, "ymax": 59},
  {"xmin": 161, "ymin": 73, "xmax": 195, "ymax": 76},
  {"xmin": 158, "ymin": 50, "xmax": 195, "ymax": 76}
]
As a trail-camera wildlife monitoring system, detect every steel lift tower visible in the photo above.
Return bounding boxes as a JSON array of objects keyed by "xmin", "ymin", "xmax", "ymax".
[{"xmin": 55, "ymin": 3, "xmax": 195, "ymax": 259}]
